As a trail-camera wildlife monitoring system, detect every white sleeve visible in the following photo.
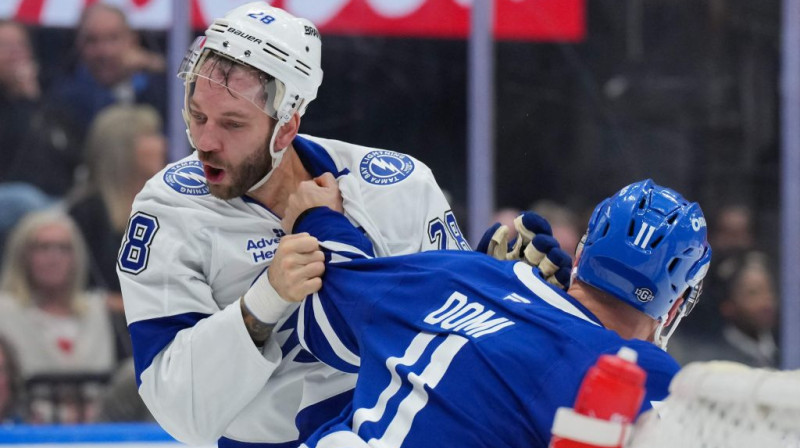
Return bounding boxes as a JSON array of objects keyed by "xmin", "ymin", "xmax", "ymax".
[{"xmin": 118, "ymin": 190, "xmax": 281, "ymax": 445}]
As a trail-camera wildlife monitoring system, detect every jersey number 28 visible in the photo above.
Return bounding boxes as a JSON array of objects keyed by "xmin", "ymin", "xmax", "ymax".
[{"xmin": 428, "ymin": 211, "xmax": 470, "ymax": 251}]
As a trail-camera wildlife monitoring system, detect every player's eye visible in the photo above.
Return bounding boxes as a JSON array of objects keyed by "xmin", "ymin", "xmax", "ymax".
[
  {"xmin": 190, "ymin": 111, "xmax": 206, "ymax": 123},
  {"xmin": 224, "ymin": 120, "xmax": 244, "ymax": 130}
]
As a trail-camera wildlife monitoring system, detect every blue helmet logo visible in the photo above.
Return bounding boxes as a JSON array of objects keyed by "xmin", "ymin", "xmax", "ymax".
[
  {"xmin": 359, "ymin": 150, "xmax": 415, "ymax": 185},
  {"xmin": 164, "ymin": 160, "xmax": 209, "ymax": 196},
  {"xmin": 576, "ymin": 179, "xmax": 712, "ymax": 319},
  {"xmin": 634, "ymin": 287, "xmax": 655, "ymax": 303}
]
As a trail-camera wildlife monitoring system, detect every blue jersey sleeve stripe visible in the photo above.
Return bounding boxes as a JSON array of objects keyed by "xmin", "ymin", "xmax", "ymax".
[
  {"xmin": 312, "ymin": 293, "xmax": 361, "ymax": 367},
  {"xmin": 129, "ymin": 312, "xmax": 210, "ymax": 387},
  {"xmin": 513, "ymin": 263, "xmax": 601, "ymax": 326},
  {"xmin": 297, "ymin": 294, "xmax": 360, "ymax": 373},
  {"xmin": 294, "ymin": 208, "xmax": 375, "ymax": 258},
  {"xmin": 329, "ymin": 253, "xmax": 353, "ymax": 264},
  {"xmin": 319, "ymin": 240, "xmax": 373, "ymax": 262}
]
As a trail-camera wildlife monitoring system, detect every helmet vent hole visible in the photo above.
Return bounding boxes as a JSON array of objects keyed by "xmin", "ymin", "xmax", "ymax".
[
  {"xmin": 638, "ymin": 197, "xmax": 647, "ymax": 209},
  {"xmin": 627, "ymin": 220, "xmax": 635, "ymax": 236},
  {"xmin": 683, "ymin": 247, "xmax": 694, "ymax": 255},
  {"xmin": 668, "ymin": 258, "xmax": 680, "ymax": 273},
  {"xmin": 294, "ymin": 61, "xmax": 311, "ymax": 76},
  {"xmin": 650, "ymin": 235, "xmax": 664, "ymax": 248},
  {"xmin": 670, "ymin": 284, "xmax": 678, "ymax": 293},
  {"xmin": 263, "ymin": 44, "xmax": 289, "ymax": 62},
  {"xmin": 305, "ymin": 46, "xmax": 310, "ymax": 52},
  {"xmin": 602, "ymin": 222, "xmax": 611, "ymax": 237},
  {"xmin": 667, "ymin": 213, "xmax": 678, "ymax": 224}
]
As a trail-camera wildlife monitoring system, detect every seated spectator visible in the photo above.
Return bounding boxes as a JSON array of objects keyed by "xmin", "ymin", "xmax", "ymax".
[
  {"xmin": 0, "ymin": 335, "xmax": 26, "ymax": 424},
  {"xmin": 0, "ymin": 183, "xmax": 53, "ymax": 258},
  {"xmin": 0, "ymin": 20, "xmax": 81, "ymax": 198},
  {"xmin": 66, "ymin": 104, "xmax": 166, "ymax": 361},
  {"xmin": 670, "ymin": 251, "xmax": 778, "ymax": 368},
  {"xmin": 681, "ymin": 204, "xmax": 758, "ymax": 337},
  {"xmin": 0, "ymin": 211, "xmax": 116, "ymax": 423},
  {"xmin": 710, "ymin": 204, "xmax": 756, "ymax": 255},
  {"xmin": 49, "ymin": 4, "xmax": 166, "ymax": 142}
]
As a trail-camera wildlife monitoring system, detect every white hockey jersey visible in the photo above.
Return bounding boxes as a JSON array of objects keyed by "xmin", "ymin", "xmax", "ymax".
[{"xmin": 117, "ymin": 135, "xmax": 468, "ymax": 447}]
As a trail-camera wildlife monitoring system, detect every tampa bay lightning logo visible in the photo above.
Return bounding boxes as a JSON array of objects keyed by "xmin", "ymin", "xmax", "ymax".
[
  {"xmin": 359, "ymin": 150, "xmax": 415, "ymax": 186},
  {"xmin": 163, "ymin": 160, "xmax": 209, "ymax": 196}
]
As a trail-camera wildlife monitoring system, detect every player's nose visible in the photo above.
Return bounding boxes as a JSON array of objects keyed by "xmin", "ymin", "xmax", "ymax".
[{"xmin": 193, "ymin": 124, "xmax": 222, "ymax": 153}]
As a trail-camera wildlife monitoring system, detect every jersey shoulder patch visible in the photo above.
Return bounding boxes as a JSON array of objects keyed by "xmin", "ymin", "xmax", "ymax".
[
  {"xmin": 359, "ymin": 150, "xmax": 415, "ymax": 186},
  {"xmin": 163, "ymin": 160, "xmax": 209, "ymax": 196}
]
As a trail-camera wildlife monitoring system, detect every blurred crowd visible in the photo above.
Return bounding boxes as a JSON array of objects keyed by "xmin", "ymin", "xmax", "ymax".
[
  {"xmin": 0, "ymin": 3, "xmax": 781, "ymax": 427},
  {"xmin": 0, "ymin": 4, "xmax": 164, "ymax": 424}
]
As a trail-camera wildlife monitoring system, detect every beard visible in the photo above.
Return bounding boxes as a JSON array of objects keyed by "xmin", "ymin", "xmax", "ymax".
[{"xmin": 202, "ymin": 142, "xmax": 272, "ymax": 200}]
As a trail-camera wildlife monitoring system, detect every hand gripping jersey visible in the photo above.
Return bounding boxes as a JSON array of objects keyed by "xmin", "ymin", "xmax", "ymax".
[
  {"xmin": 117, "ymin": 135, "xmax": 468, "ymax": 447},
  {"xmin": 293, "ymin": 208, "xmax": 681, "ymax": 448}
]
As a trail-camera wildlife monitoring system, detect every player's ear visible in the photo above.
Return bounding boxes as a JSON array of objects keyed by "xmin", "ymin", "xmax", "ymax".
[{"xmin": 274, "ymin": 113, "xmax": 301, "ymax": 152}]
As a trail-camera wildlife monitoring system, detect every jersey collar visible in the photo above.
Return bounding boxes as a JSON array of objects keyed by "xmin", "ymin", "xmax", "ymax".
[{"xmin": 293, "ymin": 135, "xmax": 350, "ymax": 179}]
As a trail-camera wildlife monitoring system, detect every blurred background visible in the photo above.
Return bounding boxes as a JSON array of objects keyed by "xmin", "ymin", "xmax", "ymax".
[{"xmin": 0, "ymin": 0, "xmax": 796, "ymax": 436}]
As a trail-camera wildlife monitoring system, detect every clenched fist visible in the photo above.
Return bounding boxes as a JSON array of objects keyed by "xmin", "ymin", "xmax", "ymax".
[
  {"xmin": 268, "ymin": 233, "xmax": 325, "ymax": 303},
  {"xmin": 282, "ymin": 172, "xmax": 343, "ymax": 232}
]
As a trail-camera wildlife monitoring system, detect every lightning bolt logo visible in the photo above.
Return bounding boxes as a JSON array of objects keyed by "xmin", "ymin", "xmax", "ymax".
[
  {"xmin": 370, "ymin": 157, "xmax": 403, "ymax": 176},
  {"xmin": 163, "ymin": 161, "xmax": 210, "ymax": 196},
  {"xmin": 359, "ymin": 150, "xmax": 415, "ymax": 186},
  {"xmin": 174, "ymin": 170, "xmax": 207, "ymax": 186}
]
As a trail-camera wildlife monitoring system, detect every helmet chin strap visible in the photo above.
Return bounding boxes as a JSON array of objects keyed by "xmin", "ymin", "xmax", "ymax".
[
  {"xmin": 653, "ymin": 308, "xmax": 687, "ymax": 351},
  {"xmin": 247, "ymin": 117, "xmax": 289, "ymax": 193}
]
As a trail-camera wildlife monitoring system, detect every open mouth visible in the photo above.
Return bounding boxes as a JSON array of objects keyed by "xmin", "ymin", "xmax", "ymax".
[{"xmin": 203, "ymin": 164, "xmax": 225, "ymax": 183}]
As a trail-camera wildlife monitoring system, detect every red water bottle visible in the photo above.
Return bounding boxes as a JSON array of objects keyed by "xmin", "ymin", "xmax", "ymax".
[{"xmin": 549, "ymin": 347, "xmax": 646, "ymax": 448}]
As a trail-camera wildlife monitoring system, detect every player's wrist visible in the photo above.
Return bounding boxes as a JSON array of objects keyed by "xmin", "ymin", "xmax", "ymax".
[{"xmin": 243, "ymin": 270, "xmax": 292, "ymax": 324}]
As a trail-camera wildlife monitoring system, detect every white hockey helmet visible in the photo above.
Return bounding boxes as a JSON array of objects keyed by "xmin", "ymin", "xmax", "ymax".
[
  {"xmin": 180, "ymin": 2, "xmax": 323, "ymax": 122},
  {"xmin": 178, "ymin": 2, "xmax": 323, "ymax": 191}
]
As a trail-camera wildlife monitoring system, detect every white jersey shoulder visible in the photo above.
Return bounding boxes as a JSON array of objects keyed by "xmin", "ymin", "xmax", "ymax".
[{"xmin": 301, "ymin": 135, "xmax": 467, "ymax": 255}]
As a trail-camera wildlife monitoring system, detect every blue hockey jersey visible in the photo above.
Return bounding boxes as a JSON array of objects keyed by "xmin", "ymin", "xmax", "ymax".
[{"xmin": 293, "ymin": 207, "xmax": 680, "ymax": 448}]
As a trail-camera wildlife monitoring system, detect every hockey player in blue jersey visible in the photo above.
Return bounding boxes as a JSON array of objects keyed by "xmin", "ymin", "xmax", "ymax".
[{"xmin": 268, "ymin": 179, "xmax": 711, "ymax": 448}]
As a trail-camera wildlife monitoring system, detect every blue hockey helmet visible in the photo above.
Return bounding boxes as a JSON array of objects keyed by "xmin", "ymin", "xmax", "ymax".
[{"xmin": 576, "ymin": 179, "xmax": 712, "ymax": 321}]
